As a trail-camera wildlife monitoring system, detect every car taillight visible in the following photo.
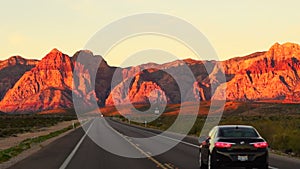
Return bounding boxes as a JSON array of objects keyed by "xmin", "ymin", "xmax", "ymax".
[
  {"xmin": 215, "ymin": 142, "xmax": 233, "ymax": 148},
  {"xmin": 252, "ymin": 142, "xmax": 268, "ymax": 148}
]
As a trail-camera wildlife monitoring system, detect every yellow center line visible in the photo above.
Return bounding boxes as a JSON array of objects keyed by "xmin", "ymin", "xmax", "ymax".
[{"xmin": 164, "ymin": 163, "xmax": 174, "ymax": 169}]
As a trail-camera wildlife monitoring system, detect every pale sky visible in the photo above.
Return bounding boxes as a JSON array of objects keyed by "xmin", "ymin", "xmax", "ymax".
[{"xmin": 1, "ymin": 0, "xmax": 299, "ymax": 66}]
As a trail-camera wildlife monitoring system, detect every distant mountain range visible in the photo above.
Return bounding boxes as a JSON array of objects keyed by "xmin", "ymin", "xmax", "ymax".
[{"xmin": 0, "ymin": 42, "xmax": 300, "ymax": 113}]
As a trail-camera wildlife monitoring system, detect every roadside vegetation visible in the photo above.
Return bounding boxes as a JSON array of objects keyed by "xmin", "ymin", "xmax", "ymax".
[
  {"xmin": 0, "ymin": 122, "xmax": 80, "ymax": 163},
  {"xmin": 112, "ymin": 102, "xmax": 300, "ymax": 157},
  {"xmin": 0, "ymin": 110, "xmax": 77, "ymax": 138}
]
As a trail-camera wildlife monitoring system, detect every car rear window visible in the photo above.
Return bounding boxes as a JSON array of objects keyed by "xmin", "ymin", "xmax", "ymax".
[{"xmin": 218, "ymin": 127, "xmax": 259, "ymax": 138}]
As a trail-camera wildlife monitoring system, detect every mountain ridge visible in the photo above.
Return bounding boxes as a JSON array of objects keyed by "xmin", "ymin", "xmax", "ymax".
[{"xmin": 0, "ymin": 42, "xmax": 299, "ymax": 113}]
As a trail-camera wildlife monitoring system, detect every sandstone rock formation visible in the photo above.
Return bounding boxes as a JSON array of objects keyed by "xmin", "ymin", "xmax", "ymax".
[
  {"xmin": 0, "ymin": 49, "xmax": 73, "ymax": 112},
  {"xmin": 0, "ymin": 56, "xmax": 38, "ymax": 100},
  {"xmin": 72, "ymin": 50, "xmax": 121, "ymax": 109},
  {"xmin": 213, "ymin": 43, "xmax": 300, "ymax": 101},
  {"xmin": 106, "ymin": 70, "xmax": 169, "ymax": 105},
  {"xmin": 0, "ymin": 49, "xmax": 120, "ymax": 113},
  {"xmin": 1, "ymin": 42, "xmax": 300, "ymax": 113},
  {"xmin": 119, "ymin": 59, "xmax": 215, "ymax": 103}
]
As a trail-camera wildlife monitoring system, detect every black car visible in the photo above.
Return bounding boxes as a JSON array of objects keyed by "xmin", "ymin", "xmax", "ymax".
[{"xmin": 199, "ymin": 125, "xmax": 269, "ymax": 169}]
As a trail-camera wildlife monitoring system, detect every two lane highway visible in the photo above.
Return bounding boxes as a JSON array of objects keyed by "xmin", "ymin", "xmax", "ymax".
[{"xmin": 9, "ymin": 118, "xmax": 300, "ymax": 169}]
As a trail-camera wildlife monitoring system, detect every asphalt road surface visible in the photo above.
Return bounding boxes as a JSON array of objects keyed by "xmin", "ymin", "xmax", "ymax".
[{"xmin": 9, "ymin": 118, "xmax": 300, "ymax": 169}]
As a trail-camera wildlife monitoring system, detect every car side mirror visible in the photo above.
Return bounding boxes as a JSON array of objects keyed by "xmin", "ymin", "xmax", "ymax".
[{"xmin": 198, "ymin": 136, "xmax": 210, "ymax": 144}]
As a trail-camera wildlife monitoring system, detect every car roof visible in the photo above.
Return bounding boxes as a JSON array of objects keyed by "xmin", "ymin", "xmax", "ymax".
[{"xmin": 216, "ymin": 125, "xmax": 254, "ymax": 129}]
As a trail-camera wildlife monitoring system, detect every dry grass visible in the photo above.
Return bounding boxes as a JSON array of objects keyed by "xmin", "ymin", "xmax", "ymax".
[{"xmin": 37, "ymin": 108, "xmax": 75, "ymax": 115}]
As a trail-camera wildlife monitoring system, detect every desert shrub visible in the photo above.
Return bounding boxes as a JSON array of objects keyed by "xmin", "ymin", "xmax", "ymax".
[{"xmin": 0, "ymin": 114, "xmax": 76, "ymax": 138}]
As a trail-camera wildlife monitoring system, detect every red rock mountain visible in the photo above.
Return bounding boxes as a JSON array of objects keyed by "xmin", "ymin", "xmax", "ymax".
[
  {"xmin": 107, "ymin": 60, "xmax": 215, "ymax": 105},
  {"xmin": 0, "ymin": 49, "xmax": 118, "ymax": 113},
  {"xmin": 109, "ymin": 42, "xmax": 300, "ymax": 104},
  {"xmin": 0, "ymin": 49, "xmax": 73, "ymax": 112},
  {"xmin": 0, "ymin": 42, "xmax": 299, "ymax": 113},
  {"xmin": 72, "ymin": 50, "xmax": 119, "ymax": 108},
  {"xmin": 213, "ymin": 42, "xmax": 300, "ymax": 101},
  {"xmin": 106, "ymin": 69, "xmax": 169, "ymax": 105},
  {"xmin": 0, "ymin": 56, "xmax": 38, "ymax": 100}
]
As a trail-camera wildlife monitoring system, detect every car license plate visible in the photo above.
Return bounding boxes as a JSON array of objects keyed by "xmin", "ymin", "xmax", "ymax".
[{"xmin": 238, "ymin": 155, "xmax": 248, "ymax": 161}]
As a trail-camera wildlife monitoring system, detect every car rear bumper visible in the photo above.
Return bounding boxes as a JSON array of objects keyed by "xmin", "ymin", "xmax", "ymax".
[{"xmin": 215, "ymin": 150, "xmax": 268, "ymax": 167}]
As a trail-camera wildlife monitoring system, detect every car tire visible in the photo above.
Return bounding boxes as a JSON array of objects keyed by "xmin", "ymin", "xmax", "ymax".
[
  {"xmin": 199, "ymin": 152, "xmax": 207, "ymax": 169},
  {"xmin": 258, "ymin": 163, "xmax": 269, "ymax": 169},
  {"xmin": 208, "ymin": 153, "xmax": 218, "ymax": 169}
]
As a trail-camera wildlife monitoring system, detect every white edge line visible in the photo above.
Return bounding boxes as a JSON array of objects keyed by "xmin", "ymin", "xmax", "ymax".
[
  {"xmin": 157, "ymin": 134, "xmax": 199, "ymax": 148},
  {"xmin": 59, "ymin": 119, "xmax": 95, "ymax": 169}
]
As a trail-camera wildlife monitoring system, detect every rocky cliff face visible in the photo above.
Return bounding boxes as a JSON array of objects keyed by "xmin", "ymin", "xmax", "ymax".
[
  {"xmin": 213, "ymin": 43, "xmax": 300, "ymax": 101},
  {"xmin": 117, "ymin": 42, "xmax": 300, "ymax": 103},
  {"xmin": 107, "ymin": 60, "xmax": 214, "ymax": 105},
  {"xmin": 0, "ymin": 56, "xmax": 38, "ymax": 100},
  {"xmin": 0, "ymin": 49, "xmax": 73, "ymax": 112},
  {"xmin": 0, "ymin": 49, "xmax": 119, "ymax": 113},
  {"xmin": 106, "ymin": 69, "xmax": 169, "ymax": 105},
  {"xmin": 118, "ymin": 59, "xmax": 216, "ymax": 103},
  {"xmin": 72, "ymin": 50, "xmax": 120, "ymax": 108},
  {"xmin": 0, "ymin": 42, "xmax": 300, "ymax": 113}
]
